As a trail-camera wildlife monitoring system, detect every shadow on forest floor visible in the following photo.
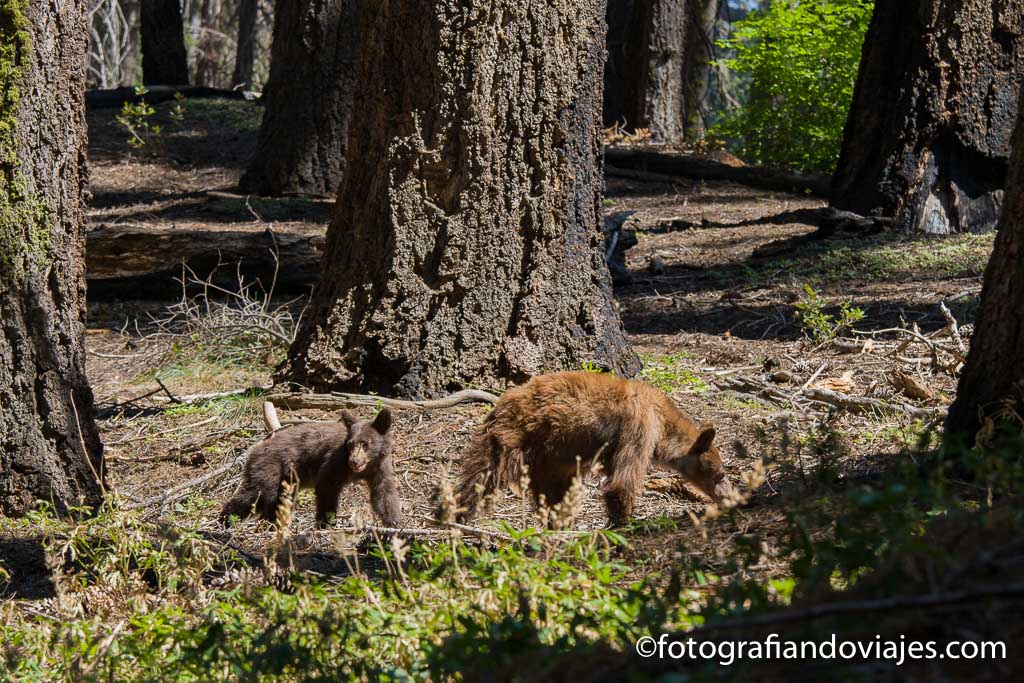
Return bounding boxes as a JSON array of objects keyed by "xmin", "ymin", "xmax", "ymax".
[{"xmin": 0, "ymin": 538, "xmax": 55, "ymax": 600}]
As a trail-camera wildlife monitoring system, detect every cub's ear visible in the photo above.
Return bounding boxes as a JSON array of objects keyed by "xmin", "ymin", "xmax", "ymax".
[
  {"xmin": 372, "ymin": 408, "xmax": 393, "ymax": 434},
  {"xmin": 688, "ymin": 424, "xmax": 716, "ymax": 454},
  {"xmin": 339, "ymin": 410, "xmax": 359, "ymax": 428}
]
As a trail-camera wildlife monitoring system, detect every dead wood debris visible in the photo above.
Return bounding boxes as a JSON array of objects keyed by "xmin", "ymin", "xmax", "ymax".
[{"xmin": 268, "ymin": 389, "xmax": 499, "ymax": 412}]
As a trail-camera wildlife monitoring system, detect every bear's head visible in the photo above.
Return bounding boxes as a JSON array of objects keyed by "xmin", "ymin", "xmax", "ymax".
[
  {"xmin": 663, "ymin": 423, "xmax": 732, "ymax": 503},
  {"xmin": 340, "ymin": 408, "xmax": 394, "ymax": 474}
]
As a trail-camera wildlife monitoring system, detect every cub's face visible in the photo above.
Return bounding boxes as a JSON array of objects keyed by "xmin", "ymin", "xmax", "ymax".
[
  {"xmin": 340, "ymin": 408, "xmax": 394, "ymax": 474},
  {"xmin": 667, "ymin": 424, "xmax": 731, "ymax": 503}
]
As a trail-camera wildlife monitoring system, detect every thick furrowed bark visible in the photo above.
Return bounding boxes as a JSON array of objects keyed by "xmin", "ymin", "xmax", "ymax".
[
  {"xmin": 833, "ymin": 0, "xmax": 1023, "ymax": 234},
  {"xmin": 946, "ymin": 86, "xmax": 1024, "ymax": 446},
  {"xmin": 287, "ymin": 0, "xmax": 639, "ymax": 397},
  {"xmin": 1, "ymin": 0, "xmax": 105, "ymax": 515},
  {"xmin": 240, "ymin": 0, "xmax": 363, "ymax": 197}
]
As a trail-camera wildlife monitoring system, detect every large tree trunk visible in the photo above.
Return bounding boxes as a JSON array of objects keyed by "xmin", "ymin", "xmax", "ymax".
[
  {"xmin": 286, "ymin": 0, "xmax": 640, "ymax": 397},
  {"xmin": 832, "ymin": 0, "xmax": 1024, "ymax": 234},
  {"xmin": 140, "ymin": 0, "xmax": 189, "ymax": 86},
  {"xmin": 945, "ymin": 87, "xmax": 1024, "ymax": 448},
  {"xmin": 0, "ymin": 0, "xmax": 105, "ymax": 515},
  {"xmin": 239, "ymin": 0, "xmax": 363, "ymax": 197},
  {"xmin": 232, "ymin": 0, "xmax": 260, "ymax": 89},
  {"xmin": 604, "ymin": 0, "xmax": 688, "ymax": 144}
]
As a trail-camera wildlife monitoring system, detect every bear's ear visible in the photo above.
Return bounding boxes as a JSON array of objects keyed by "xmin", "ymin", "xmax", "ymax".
[
  {"xmin": 371, "ymin": 408, "xmax": 393, "ymax": 435},
  {"xmin": 688, "ymin": 424, "xmax": 716, "ymax": 454},
  {"xmin": 339, "ymin": 410, "xmax": 359, "ymax": 428}
]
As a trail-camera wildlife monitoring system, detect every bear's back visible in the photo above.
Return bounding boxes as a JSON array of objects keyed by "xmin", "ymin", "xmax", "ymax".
[{"xmin": 245, "ymin": 422, "xmax": 350, "ymax": 483}]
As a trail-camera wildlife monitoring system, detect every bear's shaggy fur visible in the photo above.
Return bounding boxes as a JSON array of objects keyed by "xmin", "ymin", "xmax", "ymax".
[
  {"xmin": 456, "ymin": 372, "xmax": 729, "ymax": 526},
  {"xmin": 221, "ymin": 409, "xmax": 400, "ymax": 529}
]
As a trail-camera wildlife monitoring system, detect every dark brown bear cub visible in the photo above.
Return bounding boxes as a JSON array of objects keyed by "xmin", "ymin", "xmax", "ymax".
[
  {"xmin": 456, "ymin": 371, "xmax": 730, "ymax": 527},
  {"xmin": 221, "ymin": 409, "xmax": 400, "ymax": 529}
]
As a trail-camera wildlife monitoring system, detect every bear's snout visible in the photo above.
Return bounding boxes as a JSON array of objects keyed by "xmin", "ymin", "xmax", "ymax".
[{"xmin": 349, "ymin": 444, "xmax": 370, "ymax": 473}]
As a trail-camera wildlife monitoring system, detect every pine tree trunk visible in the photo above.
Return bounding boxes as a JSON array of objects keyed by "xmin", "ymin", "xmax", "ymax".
[
  {"xmin": 286, "ymin": 0, "xmax": 640, "ymax": 397},
  {"xmin": 604, "ymin": 0, "xmax": 688, "ymax": 144},
  {"xmin": 0, "ymin": 0, "xmax": 105, "ymax": 515},
  {"xmin": 945, "ymin": 86, "xmax": 1024, "ymax": 447},
  {"xmin": 239, "ymin": 0, "xmax": 363, "ymax": 197},
  {"xmin": 140, "ymin": 0, "xmax": 189, "ymax": 86},
  {"xmin": 680, "ymin": 0, "xmax": 718, "ymax": 141},
  {"xmin": 832, "ymin": 0, "xmax": 1023, "ymax": 234},
  {"xmin": 232, "ymin": 0, "xmax": 259, "ymax": 89}
]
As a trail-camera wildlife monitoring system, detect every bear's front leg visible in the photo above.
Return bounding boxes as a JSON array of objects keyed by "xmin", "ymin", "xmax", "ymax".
[{"xmin": 315, "ymin": 482, "xmax": 342, "ymax": 529}]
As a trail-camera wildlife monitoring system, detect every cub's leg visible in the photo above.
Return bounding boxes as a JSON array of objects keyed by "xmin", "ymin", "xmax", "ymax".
[
  {"xmin": 602, "ymin": 421, "xmax": 658, "ymax": 527},
  {"xmin": 252, "ymin": 460, "xmax": 286, "ymax": 524},
  {"xmin": 455, "ymin": 431, "xmax": 502, "ymax": 523},
  {"xmin": 369, "ymin": 466, "xmax": 402, "ymax": 528},
  {"xmin": 531, "ymin": 473, "xmax": 575, "ymax": 512},
  {"xmin": 220, "ymin": 484, "xmax": 259, "ymax": 525},
  {"xmin": 315, "ymin": 480, "xmax": 343, "ymax": 529}
]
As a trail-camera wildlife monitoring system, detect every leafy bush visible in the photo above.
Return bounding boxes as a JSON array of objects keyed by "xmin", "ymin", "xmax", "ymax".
[
  {"xmin": 795, "ymin": 284, "xmax": 865, "ymax": 343},
  {"xmin": 714, "ymin": 0, "xmax": 874, "ymax": 172},
  {"xmin": 0, "ymin": 513, "xmax": 695, "ymax": 681}
]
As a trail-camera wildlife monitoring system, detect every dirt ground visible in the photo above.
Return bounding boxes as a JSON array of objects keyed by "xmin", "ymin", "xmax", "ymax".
[{"xmin": 81, "ymin": 98, "xmax": 993, "ymax": 576}]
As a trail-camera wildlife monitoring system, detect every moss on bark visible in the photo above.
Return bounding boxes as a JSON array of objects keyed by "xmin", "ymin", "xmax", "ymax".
[{"xmin": 0, "ymin": 0, "xmax": 49, "ymax": 291}]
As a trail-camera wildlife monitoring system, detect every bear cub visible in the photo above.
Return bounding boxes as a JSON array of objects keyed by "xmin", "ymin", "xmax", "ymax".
[
  {"xmin": 456, "ymin": 371, "xmax": 731, "ymax": 527},
  {"xmin": 221, "ymin": 408, "xmax": 400, "ymax": 529}
]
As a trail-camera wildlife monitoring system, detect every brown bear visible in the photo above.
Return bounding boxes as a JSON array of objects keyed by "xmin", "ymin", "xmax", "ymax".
[
  {"xmin": 221, "ymin": 409, "xmax": 400, "ymax": 529},
  {"xmin": 455, "ymin": 371, "xmax": 730, "ymax": 527}
]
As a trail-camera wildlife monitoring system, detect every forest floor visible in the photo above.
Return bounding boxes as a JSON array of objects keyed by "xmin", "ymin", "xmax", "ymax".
[
  {"xmin": 3, "ymin": 98, "xmax": 1014, "ymax": 680},
  {"xmin": 80, "ymin": 98, "xmax": 991, "ymax": 568}
]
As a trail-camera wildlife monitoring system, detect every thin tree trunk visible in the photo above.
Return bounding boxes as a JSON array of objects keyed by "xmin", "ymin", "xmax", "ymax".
[
  {"xmin": 945, "ymin": 86, "xmax": 1024, "ymax": 448},
  {"xmin": 240, "ymin": 0, "xmax": 363, "ymax": 197},
  {"xmin": 286, "ymin": 0, "xmax": 640, "ymax": 397},
  {"xmin": 232, "ymin": 0, "xmax": 259, "ymax": 88},
  {"xmin": 604, "ymin": 0, "xmax": 688, "ymax": 144},
  {"xmin": 0, "ymin": 0, "xmax": 105, "ymax": 515},
  {"xmin": 187, "ymin": 0, "xmax": 231, "ymax": 88},
  {"xmin": 680, "ymin": 0, "xmax": 718, "ymax": 141},
  {"xmin": 832, "ymin": 0, "xmax": 1023, "ymax": 234},
  {"xmin": 140, "ymin": 0, "xmax": 189, "ymax": 86}
]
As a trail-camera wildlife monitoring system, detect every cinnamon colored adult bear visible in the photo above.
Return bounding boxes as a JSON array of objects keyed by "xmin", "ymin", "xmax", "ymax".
[
  {"xmin": 456, "ymin": 371, "xmax": 730, "ymax": 526},
  {"xmin": 221, "ymin": 409, "xmax": 400, "ymax": 529}
]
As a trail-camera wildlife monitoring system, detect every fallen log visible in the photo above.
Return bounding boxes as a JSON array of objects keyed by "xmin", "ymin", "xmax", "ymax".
[
  {"xmin": 268, "ymin": 389, "xmax": 500, "ymax": 412},
  {"xmin": 86, "ymin": 85, "xmax": 259, "ymax": 109},
  {"xmin": 86, "ymin": 225, "xmax": 324, "ymax": 299},
  {"xmin": 604, "ymin": 147, "xmax": 832, "ymax": 197}
]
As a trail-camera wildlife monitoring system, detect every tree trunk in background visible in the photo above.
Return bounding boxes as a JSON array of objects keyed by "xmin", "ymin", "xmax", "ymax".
[
  {"xmin": 604, "ymin": 0, "xmax": 688, "ymax": 144},
  {"xmin": 239, "ymin": 0, "xmax": 363, "ymax": 197},
  {"xmin": 140, "ymin": 0, "xmax": 189, "ymax": 86},
  {"xmin": 0, "ymin": 0, "xmax": 105, "ymax": 515},
  {"xmin": 832, "ymin": 0, "xmax": 1023, "ymax": 234},
  {"xmin": 121, "ymin": 1, "xmax": 142, "ymax": 86},
  {"xmin": 232, "ymin": 0, "xmax": 259, "ymax": 88},
  {"xmin": 946, "ymin": 88, "xmax": 1024, "ymax": 448},
  {"xmin": 286, "ymin": 0, "xmax": 640, "ymax": 397},
  {"xmin": 187, "ymin": 0, "xmax": 231, "ymax": 88},
  {"xmin": 680, "ymin": 0, "xmax": 718, "ymax": 140}
]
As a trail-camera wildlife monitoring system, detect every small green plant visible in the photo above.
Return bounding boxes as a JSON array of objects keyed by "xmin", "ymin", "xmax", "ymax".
[
  {"xmin": 169, "ymin": 91, "xmax": 187, "ymax": 126},
  {"xmin": 713, "ymin": 0, "xmax": 874, "ymax": 172},
  {"xmin": 115, "ymin": 86, "xmax": 160, "ymax": 148},
  {"xmin": 639, "ymin": 352, "xmax": 709, "ymax": 394},
  {"xmin": 795, "ymin": 284, "xmax": 865, "ymax": 343},
  {"xmin": 580, "ymin": 361, "xmax": 613, "ymax": 374}
]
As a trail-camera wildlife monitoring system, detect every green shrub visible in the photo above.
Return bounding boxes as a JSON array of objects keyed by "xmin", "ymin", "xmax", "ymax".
[
  {"xmin": 795, "ymin": 284, "xmax": 865, "ymax": 343},
  {"xmin": 714, "ymin": 0, "xmax": 873, "ymax": 172}
]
